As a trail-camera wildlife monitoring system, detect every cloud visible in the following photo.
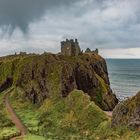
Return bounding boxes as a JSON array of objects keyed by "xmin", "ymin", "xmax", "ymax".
[
  {"xmin": 0, "ymin": 0, "xmax": 81, "ymax": 35},
  {"xmin": 100, "ymin": 48, "xmax": 140, "ymax": 58},
  {"xmin": 0, "ymin": 0, "xmax": 140, "ymax": 58}
]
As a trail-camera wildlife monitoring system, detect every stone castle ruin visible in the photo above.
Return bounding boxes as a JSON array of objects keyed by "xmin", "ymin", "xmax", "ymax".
[
  {"xmin": 61, "ymin": 38, "xmax": 98, "ymax": 56},
  {"xmin": 61, "ymin": 39, "xmax": 81, "ymax": 56},
  {"xmin": 85, "ymin": 48, "xmax": 98, "ymax": 54}
]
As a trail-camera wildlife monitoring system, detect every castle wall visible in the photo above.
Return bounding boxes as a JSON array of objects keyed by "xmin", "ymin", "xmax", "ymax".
[
  {"xmin": 61, "ymin": 39, "xmax": 81, "ymax": 56},
  {"xmin": 75, "ymin": 42, "xmax": 81, "ymax": 56},
  {"xmin": 61, "ymin": 41, "xmax": 72, "ymax": 56}
]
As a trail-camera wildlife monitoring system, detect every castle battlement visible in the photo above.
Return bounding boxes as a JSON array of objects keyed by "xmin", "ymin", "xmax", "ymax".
[{"xmin": 61, "ymin": 39, "xmax": 81, "ymax": 56}]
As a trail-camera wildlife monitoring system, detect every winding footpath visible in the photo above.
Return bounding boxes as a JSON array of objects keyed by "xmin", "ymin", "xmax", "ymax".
[
  {"xmin": 3, "ymin": 89, "xmax": 112, "ymax": 140},
  {"xmin": 104, "ymin": 111, "xmax": 113, "ymax": 117},
  {"xmin": 4, "ymin": 90, "xmax": 27, "ymax": 140}
]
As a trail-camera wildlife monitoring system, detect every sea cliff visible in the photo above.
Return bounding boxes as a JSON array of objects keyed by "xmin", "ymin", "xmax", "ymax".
[
  {"xmin": 0, "ymin": 52, "xmax": 118, "ymax": 111},
  {"xmin": 0, "ymin": 52, "xmax": 140, "ymax": 139}
]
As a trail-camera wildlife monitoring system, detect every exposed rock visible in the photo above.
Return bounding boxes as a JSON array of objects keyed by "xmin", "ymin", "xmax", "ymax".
[
  {"xmin": 112, "ymin": 92, "xmax": 140, "ymax": 129},
  {"xmin": 0, "ymin": 52, "xmax": 118, "ymax": 110},
  {"xmin": 0, "ymin": 77, "xmax": 13, "ymax": 92}
]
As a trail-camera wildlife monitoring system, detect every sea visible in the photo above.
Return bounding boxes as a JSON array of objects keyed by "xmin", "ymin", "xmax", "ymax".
[{"xmin": 106, "ymin": 59, "xmax": 140, "ymax": 100}]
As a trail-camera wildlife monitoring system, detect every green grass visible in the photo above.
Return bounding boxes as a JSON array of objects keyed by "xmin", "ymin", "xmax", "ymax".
[
  {"xmin": 0, "ymin": 55, "xmax": 29, "ymax": 85},
  {"xmin": 4, "ymin": 87, "xmax": 140, "ymax": 140},
  {"xmin": 39, "ymin": 90, "xmax": 109, "ymax": 138},
  {"xmin": 0, "ymin": 127, "xmax": 19, "ymax": 139},
  {"xmin": 10, "ymin": 88, "xmax": 40, "ymax": 130},
  {"xmin": 24, "ymin": 134, "xmax": 45, "ymax": 140},
  {"xmin": 0, "ymin": 89, "xmax": 19, "ymax": 138},
  {"xmin": 95, "ymin": 73, "xmax": 109, "ymax": 94},
  {"xmin": 8, "ymin": 88, "xmax": 109, "ymax": 138},
  {"xmin": 39, "ymin": 90, "xmax": 140, "ymax": 140},
  {"xmin": 47, "ymin": 63, "xmax": 62, "ymax": 98},
  {"xmin": 94, "ymin": 120, "xmax": 140, "ymax": 140},
  {"xmin": 1, "ymin": 53, "xmax": 138, "ymax": 139}
]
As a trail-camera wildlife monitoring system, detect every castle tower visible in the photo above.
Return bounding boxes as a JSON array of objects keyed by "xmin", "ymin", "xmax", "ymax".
[
  {"xmin": 74, "ymin": 39, "xmax": 81, "ymax": 56},
  {"xmin": 61, "ymin": 39, "xmax": 81, "ymax": 56}
]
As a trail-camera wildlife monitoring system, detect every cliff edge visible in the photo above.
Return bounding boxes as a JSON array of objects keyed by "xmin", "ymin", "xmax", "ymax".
[{"xmin": 0, "ymin": 52, "xmax": 118, "ymax": 111}]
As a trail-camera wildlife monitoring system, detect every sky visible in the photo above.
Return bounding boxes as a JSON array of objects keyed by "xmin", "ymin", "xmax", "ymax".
[{"xmin": 0, "ymin": 0, "xmax": 140, "ymax": 58}]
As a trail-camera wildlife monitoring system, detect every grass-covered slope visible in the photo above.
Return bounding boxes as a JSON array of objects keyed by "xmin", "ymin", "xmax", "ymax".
[
  {"xmin": 0, "ymin": 90, "xmax": 19, "ymax": 139},
  {"xmin": 0, "ymin": 52, "xmax": 118, "ymax": 111},
  {"xmin": 9, "ymin": 88, "xmax": 140, "ymax": 140},
  {"xmin": 0, "ymin": 53, "xmax": 139, "ymax": 139},
  {"xmin": 39, "ymin": 90, "xmax": 108, "ymax": 137}
]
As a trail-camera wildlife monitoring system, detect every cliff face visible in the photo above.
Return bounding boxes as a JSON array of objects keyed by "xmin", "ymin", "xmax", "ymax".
[
  {"xmin": 0, "ymin": 52, "xmax": 118, "ymax": 110},
  {"xmin": 112, "ymin": 92, "xmax": 140, "ymax": 129}
]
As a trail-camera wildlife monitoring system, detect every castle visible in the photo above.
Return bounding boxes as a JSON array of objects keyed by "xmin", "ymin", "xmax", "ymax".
[
  {"xmin": 61, "ymin": 39, "xmax": 98, "ymax": 56},
  {"xmin": 85, "ymin": 48, "xmax": 98, "ymax": 54},
  {"xmin": 61, "ymin": 39, "xmax": 81, "ymax": 56}
]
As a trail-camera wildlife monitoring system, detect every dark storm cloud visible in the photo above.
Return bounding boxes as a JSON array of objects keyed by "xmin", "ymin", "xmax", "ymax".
[
  {"xmin": 1, "ymin": 0, "xmax": 140, "ymax": 58},
  {"xmin": 0, "ymin": 0, "xmax": 82, "ymax": 34}
]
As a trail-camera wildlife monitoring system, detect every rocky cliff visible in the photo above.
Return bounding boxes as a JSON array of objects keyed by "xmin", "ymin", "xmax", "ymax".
[
  {"xmin": 112, "ymin": 92, "xmax": 140, "ymax": 129},
  {"xmin": 0, "ymin": 52, "xmax": 118, "ymax": 110}
]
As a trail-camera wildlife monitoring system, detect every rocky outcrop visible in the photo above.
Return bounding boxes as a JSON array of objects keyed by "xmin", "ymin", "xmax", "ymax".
[
  {"xmin": 0, "ymin": 52, "xmax": 118, "ymax": 110},
  {"xmin": 0, "ymin": 77, "xmax": 13, "ymax": 92},
  {"xmin": 112, "ymin": 92, "xmax": 140, "ymax": 129},
  {"xmin": 60, "ymin": 56, "xmax": 118, "ymax": 111}
]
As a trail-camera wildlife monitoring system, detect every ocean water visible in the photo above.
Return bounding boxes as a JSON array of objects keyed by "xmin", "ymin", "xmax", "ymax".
[{"xmin": 106, "ymin": 59, "xmax": 140, "ymax": 100}]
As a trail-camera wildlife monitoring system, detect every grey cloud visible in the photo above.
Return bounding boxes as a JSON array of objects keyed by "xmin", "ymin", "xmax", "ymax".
[
  {"xmin": 1, "ymin": 0, "xmax": 140, "ymax": 58},
  {"xmin": 0, "ymin": 0, "xmax": 82, "ymax": 35}
]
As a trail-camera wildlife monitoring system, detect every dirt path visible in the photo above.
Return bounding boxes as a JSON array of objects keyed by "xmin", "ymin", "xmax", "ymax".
[
  {"xmin": 4, "ymin": 91, "xmax": 27, "ymax": 140},
  {"xmin": 104, "ymin": 111, "xmax": 113, "ymax": 117}
]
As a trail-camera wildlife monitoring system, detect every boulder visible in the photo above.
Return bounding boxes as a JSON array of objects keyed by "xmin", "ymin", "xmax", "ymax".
[{"xmin": 112, "ymin": 92, "xmax": 140, "ymax": 129}]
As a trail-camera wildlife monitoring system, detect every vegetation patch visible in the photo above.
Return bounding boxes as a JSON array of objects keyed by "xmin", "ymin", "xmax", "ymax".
[
  {"xmin": 0, "ymin": 54, "xmax": 138, "ymax": 139},
  {"xmin": 39, "ymin": 90, "xmax": 109, "ymax": 138},
  {"xmin": 9, "ymin": 87, "xmax": 40, "ymax": 132},
  {"xmin": 4, "ymin": 88, "xmax": 140, "ymax": 140},
  {"xmin": 0, "ymin": 90, "xmax": 19, "ymax": 139}
]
